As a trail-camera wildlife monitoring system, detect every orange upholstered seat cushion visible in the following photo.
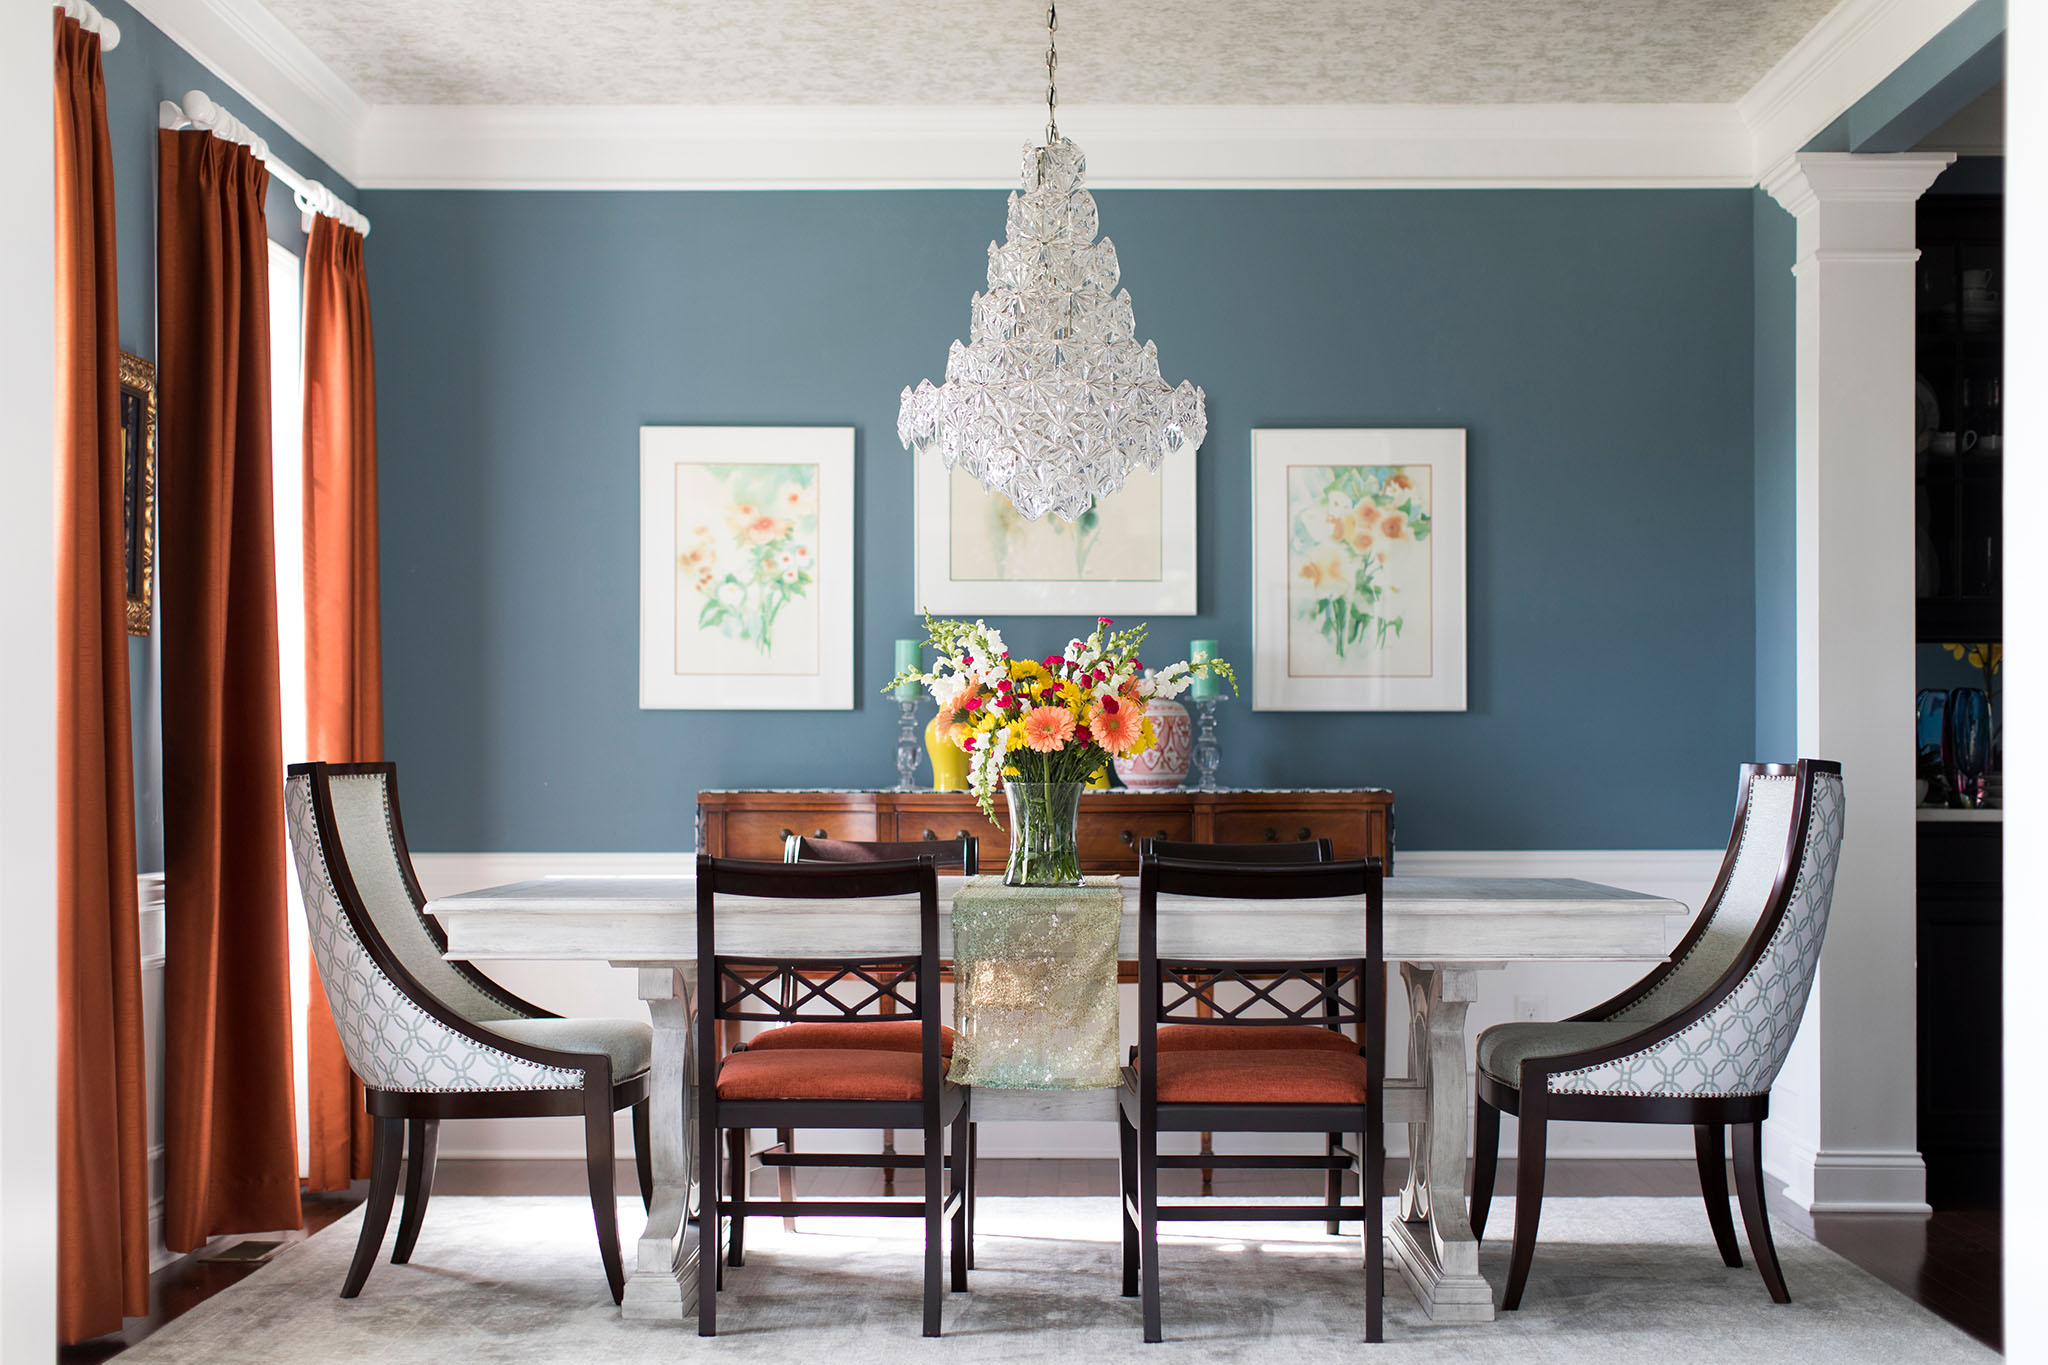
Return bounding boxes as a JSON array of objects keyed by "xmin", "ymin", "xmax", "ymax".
[
  {"xmin": 1156, "ymin": 1024, "xmax": 1357, "ymax": 1054},
  {"xmin": 717, "ymin": 1048, "xmax": 945, "ymax": 1102},
  {"xmin": 747, "ymin": 1020, "xmax": 956, "ymax": 1057},
  {"xmin": 1154, "ymin": 1049, "xmax": 1371, "ymax": 1105}
]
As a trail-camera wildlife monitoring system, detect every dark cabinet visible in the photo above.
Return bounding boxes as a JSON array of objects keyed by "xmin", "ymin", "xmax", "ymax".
[
  {"xmin": 1916, "ymin": 817, "xmax": 2002, "ymax": 1208},
  {"xmin": 1916, "ymin": 195, "xmax": 2003, "ymax": 641}
]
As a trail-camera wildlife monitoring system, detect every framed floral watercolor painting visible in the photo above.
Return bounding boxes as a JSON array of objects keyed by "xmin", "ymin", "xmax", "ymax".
[
  {"xmin": 912, "ymin": 447, "xmax": 1196, "ymax": 615},
  {"xmin": 1250, "ymin": 429, "xmax": 1467, "ymax": 712},
  {"xmin": 639, "ymin": 426, "xmax": 854, "ymax": 709}
]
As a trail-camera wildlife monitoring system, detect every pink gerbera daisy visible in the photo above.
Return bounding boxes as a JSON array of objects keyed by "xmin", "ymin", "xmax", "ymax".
[
  {"xmin": 1091, "ymin": 699, "xmax": 1145, "ymax": 755},
  {"xmin": 1020, "ymin": 705, "xmax": 1077, "ymax": 753}
]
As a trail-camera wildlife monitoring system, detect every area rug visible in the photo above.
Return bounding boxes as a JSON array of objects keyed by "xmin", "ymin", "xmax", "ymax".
[{"xmin": 117, "ymin": 1196, "xmax": 1991, "ymax": 1363}]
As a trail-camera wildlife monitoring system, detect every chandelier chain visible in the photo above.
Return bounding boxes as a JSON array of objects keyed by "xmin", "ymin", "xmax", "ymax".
[{"xmin": 1045, "ymin": 2, "xmax": 1058, "ymax": 143}]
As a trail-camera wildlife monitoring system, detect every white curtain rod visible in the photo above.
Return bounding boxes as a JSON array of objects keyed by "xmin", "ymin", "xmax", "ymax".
[
  {"xmin": 61, "ymin": 0, "xmax": 120, "ymax": 49},
  {"xmin": 159, "ymin": 89, "xmax": 371, "ymax": 237}
]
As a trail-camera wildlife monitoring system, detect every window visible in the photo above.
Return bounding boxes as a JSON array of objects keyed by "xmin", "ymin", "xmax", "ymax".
[{"xmin": 269, "ymin": 236, "xmax": 311, "ymax": 1176}]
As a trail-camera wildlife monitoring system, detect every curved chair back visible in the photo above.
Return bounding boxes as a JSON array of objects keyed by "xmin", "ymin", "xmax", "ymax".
[
  {"xmin": 1551, "ymin": 758, "xmax": 1845, "ymax": 1098},
  {"xmin": 285, "ymin": 763, "xmax": 582, "ymax": 1094},
  {"xmin": 786, "ymin": 834, "xmax": 979, "ymax": 877}
]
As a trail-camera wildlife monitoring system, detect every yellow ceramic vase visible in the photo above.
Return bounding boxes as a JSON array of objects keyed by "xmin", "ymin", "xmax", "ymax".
[{"xmin": 925, "ymin": 716, "xmax": 970, "ymax": 792}]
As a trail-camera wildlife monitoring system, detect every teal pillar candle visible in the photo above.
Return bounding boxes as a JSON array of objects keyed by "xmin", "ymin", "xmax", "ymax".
[
  {"xmin": 1189, "ymin": 639, "xmax": 1220, "ymax": 700},
  {"xmin": 894, "ymin": 638, "xmax": 924, "ymax": 699}
]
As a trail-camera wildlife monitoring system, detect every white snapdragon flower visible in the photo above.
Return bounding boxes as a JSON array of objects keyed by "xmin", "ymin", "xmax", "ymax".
[
  {"xmin": 1142, "ymin": 661, "xmax": 1193, "ymax": 699},
  {"xmin": 930, "ymin": 672, "xmax": 969, "ymax": 707}
]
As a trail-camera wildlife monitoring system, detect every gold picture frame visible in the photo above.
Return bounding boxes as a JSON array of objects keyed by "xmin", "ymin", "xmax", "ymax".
[{"xmin": 119, "ymin": 351, "xmax": 157, "ymax": 635}]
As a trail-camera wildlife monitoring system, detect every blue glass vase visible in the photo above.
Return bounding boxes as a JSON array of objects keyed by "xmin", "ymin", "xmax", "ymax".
[{"xmin": 1947, "ymin": 687, "xmax": 1992, "ymax": 809}]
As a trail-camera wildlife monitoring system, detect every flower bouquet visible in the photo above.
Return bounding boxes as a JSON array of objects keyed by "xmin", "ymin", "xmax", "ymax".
[{"xmin": 886, "ymin": 615, "xmax": 1236, "ymax": 885}]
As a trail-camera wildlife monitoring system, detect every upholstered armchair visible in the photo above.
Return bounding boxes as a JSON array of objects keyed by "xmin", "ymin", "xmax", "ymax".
[
  {"xmin": 1471, "ymin": 758, "xmax": 1845, "ymax": 1309},
  {"xmin": 284, "ymin": 761, "xmax": 653, "ymax": 1302}
]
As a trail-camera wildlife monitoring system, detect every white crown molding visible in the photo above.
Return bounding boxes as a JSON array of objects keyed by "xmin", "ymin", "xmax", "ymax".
[
  {"xmin": 118, "ymin": 0, "xmax": 1995, "ymax": 192},
  {"xmin": 352, "ymin": 102, "xmax": 1755, "ymax": 191},
  {"xmin": 122, "ymin": 0, "xmax": 366, "ymax": 183},
  {"xmin": 1737, "ymin": 0, "xmax": 1977, "ymax": 176}
]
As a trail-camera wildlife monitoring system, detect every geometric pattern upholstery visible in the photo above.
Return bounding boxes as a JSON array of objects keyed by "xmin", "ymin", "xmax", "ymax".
[
  {"xmin": 285, "ymin": 774, "xmax": 586, "ymax": 1094},
  {"xmin": 1546, "ymin": 771, "xmax": 1845, "ymax": 1098}
]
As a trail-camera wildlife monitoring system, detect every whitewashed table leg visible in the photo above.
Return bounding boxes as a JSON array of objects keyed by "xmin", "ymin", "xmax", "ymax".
[
  {"xmin": 1387, "ymin": 963, "xmax": 1496, "ymax": 1320},
  {"xmin": 620, "ymin": 963, "xmax": 700, "ymax": 1320}
]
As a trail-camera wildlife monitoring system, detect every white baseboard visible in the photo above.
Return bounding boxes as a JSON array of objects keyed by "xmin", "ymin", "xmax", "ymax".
[{"xmin": 1764, "ymin": 1133, "xmax": 1931, "ymax": 1215}]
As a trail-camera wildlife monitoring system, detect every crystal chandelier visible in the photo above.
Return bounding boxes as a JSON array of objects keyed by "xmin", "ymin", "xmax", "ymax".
[{"xmin": 897, "ymin": 3, "xmax": 1206, "ymax": 523}]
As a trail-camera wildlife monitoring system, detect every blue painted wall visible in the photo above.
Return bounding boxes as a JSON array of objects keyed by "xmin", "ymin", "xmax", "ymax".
[
  {"xmin": 361, "ymin": 187, "xmax": 1757, "ymax": 852},
  {"xmin": 1753, "ymin": 191, "xmax": 1798, "ymax": 761},
  {"xmin": 92, "ymin": 0, "xmax": 361, "ymax": 872}
]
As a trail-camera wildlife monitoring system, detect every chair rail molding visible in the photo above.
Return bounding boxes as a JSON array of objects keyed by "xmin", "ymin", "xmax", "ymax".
[{"xmin": 1762, "ymin": 150, "xmax": 1951, "ymax": 1216}]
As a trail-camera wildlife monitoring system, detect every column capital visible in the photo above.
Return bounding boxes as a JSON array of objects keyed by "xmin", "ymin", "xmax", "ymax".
[
  {"xmin": 1762, "ymin": 151, "xmax": 1956, "ymax": 215},
  {"xmin": 1761, "ymin": 152, "xmax": 1955, "ymax": 259}
]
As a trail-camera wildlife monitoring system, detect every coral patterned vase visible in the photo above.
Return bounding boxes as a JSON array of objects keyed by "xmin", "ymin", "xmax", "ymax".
[{"xmin": 1113, "ymin": 699, "xmax": 1193, "ymax": 790}]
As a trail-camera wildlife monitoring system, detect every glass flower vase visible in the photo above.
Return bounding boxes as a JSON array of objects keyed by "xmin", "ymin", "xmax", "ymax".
[{"xmin": 1003, "ymin": 781, "xmax": 1084, "ymax": 887}]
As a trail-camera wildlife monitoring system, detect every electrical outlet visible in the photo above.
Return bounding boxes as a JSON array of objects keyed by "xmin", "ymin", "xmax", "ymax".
[{"xmin": 1513, "ymin": 995, "xmax": 1546, "ymax": 1023}]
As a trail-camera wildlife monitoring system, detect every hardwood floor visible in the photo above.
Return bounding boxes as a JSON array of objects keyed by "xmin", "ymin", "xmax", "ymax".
[{"xmin": 60, "ymin": 1158, "xmax": 2001, "ymax": 1358}]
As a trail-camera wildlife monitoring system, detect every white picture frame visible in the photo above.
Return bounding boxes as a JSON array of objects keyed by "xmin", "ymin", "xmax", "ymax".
[
  {"xmin": 912, "ymin": 447, "xmax": 1197, "ymax": 615},
  {"xmin": 639, "ymin": 426, "xmax": 854, "ymax": 709},
  {"xmin": 1251, "ymin": 428, "xmax": 1467, "ymax": 712}
]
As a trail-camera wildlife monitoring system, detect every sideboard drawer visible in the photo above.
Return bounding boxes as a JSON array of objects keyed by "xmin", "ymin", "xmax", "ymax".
[
  {"xmin": 722, "ymin": 810, "xmax": 879, "ymax": 859},
  {"xmin": 1079, "ymin": 810, "xmax": 1195, "ymax": 871},
  {"xmin": 1211, "ymin": 808, "xmax": 1368, "ymax": 859}
]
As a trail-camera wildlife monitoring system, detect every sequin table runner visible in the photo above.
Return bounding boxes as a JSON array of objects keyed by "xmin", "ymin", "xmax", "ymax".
[{"xmin": 949, "ymin": 875, "xmax": 1124, "ymax": 1090}]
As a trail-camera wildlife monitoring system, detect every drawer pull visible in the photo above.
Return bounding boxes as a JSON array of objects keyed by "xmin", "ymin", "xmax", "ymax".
[
  {"xmin": 1264, "ymin": 827, "xmax": 1278, "ymax": 842},
  {"xmin": 1120, "ymin": 829, "xmax": 1136, "ymax": 846},
  {"xmin": 812, "ymin": 828, "xmax": 828, "ymax": 839},
  {"xmin": 780, "ymin": 828, "xmax": 795, "ymax": 841},
  {"xmin": 1298, "ymin": 827, "xmax": 1312, "ymax": 842},
  {"xmin": 1156, "ymin": 829, "xmax": 1169, "ymax": 839},
  {"xmin": 921, "ymin": 829, "xmax": 937, "ymax": 841},
  {"xmin": 957, "ymin": 829, "xmax": 970, "ymax": 840}
]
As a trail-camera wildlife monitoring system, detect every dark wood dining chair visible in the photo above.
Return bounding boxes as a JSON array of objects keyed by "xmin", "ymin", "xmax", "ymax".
[
  {"xmin": 284, "ymin": 762, "xmax": 652, "ymax": 1303},
  {"xmin": 697, "ymin": 855, "xmax": 970, "ymax": 1337},
  {"xmin": 1121, "ymin": 854, "xmax": 1386, "ymax": 1343},
  {"xmin": 1471, "ymin": 758, "xmax": 1846, "ymax": 1309},
  {"xmin": 1140, "ymin": 838, "xmax": 1335, "ymax": 1193},
  {"xmin": 769, "ymin": 834, "xmax": 979, "ymax": 1225}
]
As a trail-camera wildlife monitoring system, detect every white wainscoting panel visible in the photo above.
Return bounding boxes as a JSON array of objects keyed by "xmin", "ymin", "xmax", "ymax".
[
  {"xmin": 139, "ymin": 873, "xmax": 176, "ymax": 1272},
  {"xmin": 409, "ymin": 849, "xmax": 1721, "ymax": 1163}
]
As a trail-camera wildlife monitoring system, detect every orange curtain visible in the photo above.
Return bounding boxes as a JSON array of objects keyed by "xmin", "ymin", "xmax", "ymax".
[
  {"xmin": 156, "ymin": 126, "xmax": 303, "ymax": 1251},
  {"xmin": 54, "ymin": 11, "xmax": 149, "ymax": 1341},
  {"xmin": 301, "ymin": 214, "xmax": 383, "ymax": 1189}
]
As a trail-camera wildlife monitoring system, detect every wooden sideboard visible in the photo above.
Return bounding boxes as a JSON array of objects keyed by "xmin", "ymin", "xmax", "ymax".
[{"xmin": 697, "ymin": 788, "xmax": 1395, "ymax": 874}]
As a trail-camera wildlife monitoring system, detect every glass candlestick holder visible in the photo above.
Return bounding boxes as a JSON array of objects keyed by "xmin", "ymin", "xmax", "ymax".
[
  {"xmin": 894, "ymin": 697, "xmax": 923, "ymax": 791},
  {"xmin": 1193, "ymin": 697, "xmax": 1225, "ymax": 792}
]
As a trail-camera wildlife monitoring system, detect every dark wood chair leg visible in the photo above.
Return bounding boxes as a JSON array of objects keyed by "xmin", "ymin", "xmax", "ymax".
[
  {"xmin": 1140, "ymin": 1115, "xmax": 1163, "ymax": 1343},
  {"xmin": 341, "ymin": 1116, "xmax": 404, "ymax": 1298},
  {"xmin": 585, "ymin": 1095, "xmax": 625, "ymax": 1305},
  {"xmin": 1500, "ymin": 1105, "xmax": 1548, "ymax": 1311},
  {"xmin": 1470, "ymin": 1093, "xmax": 1500, "ymax": 1243},
  {"xmin": 1731, "ymin": 1121, "xmax": 1790, "ymax": 1303},
  {"xmin": 391, "ymin": 1117, "xmax": 438, "ymax": 1265},
  {"xmin": 949, "ymin": 1106, "xmax": 970, "ymax": 1293},
  {"xmin": 1325, "ymin": 1132, "xmax": 1343, "ymax": 1235},
  {"xmin": 633, "ymin": 1100, "xmax": 653, "ymax": 1212},
  {"xmin": 1365, "ymin": 1122, "xmax": 1384, "ymax": 1344},
  {"xmin": 698, "ymin": 1116, "xmax": 719, "ymax": 1335},
  {"xmin": 726, "ymin": 1128, "xmax": 748, "ymax": 1267},
  {"xmin": 776, "ymin": 1127, "xmax": 798, "ymax": 1232},
  {"xmin": 965, "ymin": 1123, "xmax": 978, "ymax": 1270},
  {"xmin": 1694, "ymin": 1122, "xmax": 1743, "ymax": 1268},
  {"xmin": 923, "ymin": 1114, "xmax": 944, "ymax": 1336},
  {"xmin": 1118, "ymin": 1107, "xmax": 1139, "ymax": 1298}
]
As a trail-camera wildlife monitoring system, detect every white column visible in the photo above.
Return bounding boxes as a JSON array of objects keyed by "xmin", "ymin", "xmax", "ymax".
[
  {"xmin": 1761, "ymin": 151, "xmax": 1951, "ymax": 1214},
  {"xmin": 0, "ymin": 0, "xmax": 58, "ymax": 1355}
]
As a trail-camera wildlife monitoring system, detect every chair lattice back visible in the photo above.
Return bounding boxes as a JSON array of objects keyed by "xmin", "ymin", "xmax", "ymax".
[{"xmin": 1158, "ymin": 962, "xmax": 1368, "ymax": 1030}]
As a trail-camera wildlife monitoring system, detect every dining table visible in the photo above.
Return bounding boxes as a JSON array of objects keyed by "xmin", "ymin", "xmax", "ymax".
[{"xmin": 426, "ymin": 872, "xmax": 1690, "ymax": 1324}]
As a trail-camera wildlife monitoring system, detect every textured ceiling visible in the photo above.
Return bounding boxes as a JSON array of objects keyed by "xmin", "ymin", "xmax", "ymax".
[{"xmin": 261, "ymin": 0, "xmax": 1839, "ymax": 107}]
